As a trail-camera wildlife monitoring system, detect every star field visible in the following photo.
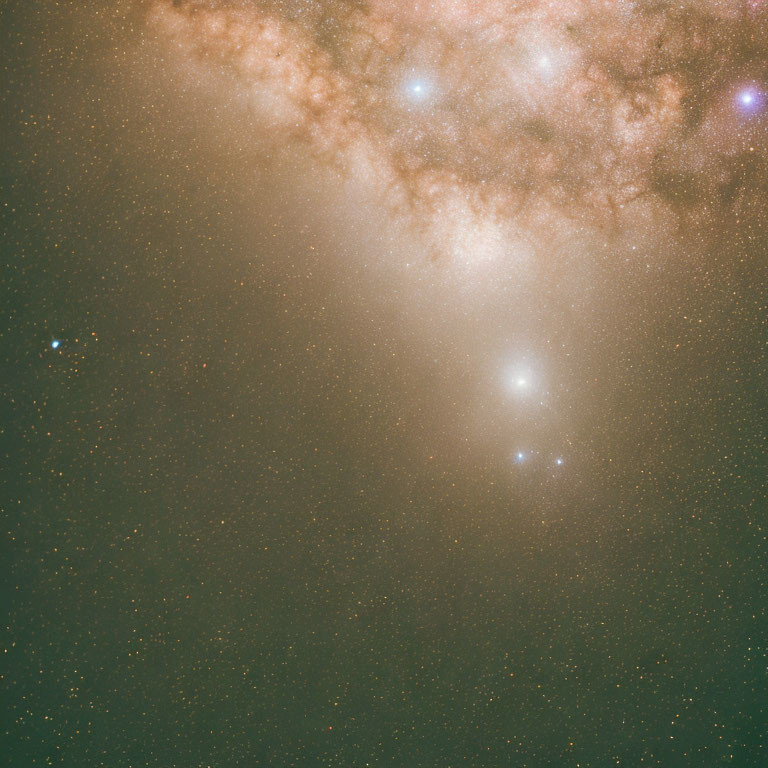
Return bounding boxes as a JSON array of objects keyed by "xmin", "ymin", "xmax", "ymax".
[{"xmin": 3, "ymin": 1, "xmax": 767, "ymax": 766}]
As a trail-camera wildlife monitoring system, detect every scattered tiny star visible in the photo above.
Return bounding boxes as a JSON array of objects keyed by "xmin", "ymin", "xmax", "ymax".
[{"xmin": 6, "ymin": 2, "xmax": 764, "ymax": 764}]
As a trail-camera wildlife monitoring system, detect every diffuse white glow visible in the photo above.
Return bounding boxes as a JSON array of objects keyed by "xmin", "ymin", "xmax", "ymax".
[{"xmin": 146, "ymin": 0, "xmax": 767, "ymax": 468}]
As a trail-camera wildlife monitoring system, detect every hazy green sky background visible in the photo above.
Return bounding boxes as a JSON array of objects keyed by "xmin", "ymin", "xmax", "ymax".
[{"xmin": 4, "ymin": 1, "xmax": 766, "ymax": 765}]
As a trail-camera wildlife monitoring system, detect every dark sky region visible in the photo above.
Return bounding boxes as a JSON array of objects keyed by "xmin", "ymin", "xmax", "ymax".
[{"xmin": 2, "ymin": 1, "xmax": 766, "ymax": 766}]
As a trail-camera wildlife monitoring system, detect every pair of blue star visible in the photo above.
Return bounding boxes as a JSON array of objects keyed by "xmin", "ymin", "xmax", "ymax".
[{"xmin": 516, "ymin": 451, "xmax": 563, "ymax": 466}]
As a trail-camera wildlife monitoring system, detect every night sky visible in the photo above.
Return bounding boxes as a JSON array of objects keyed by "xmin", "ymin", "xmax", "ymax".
[{"xmin": 3, "ymin": 1, "xmax": 767, "ymax": 766}]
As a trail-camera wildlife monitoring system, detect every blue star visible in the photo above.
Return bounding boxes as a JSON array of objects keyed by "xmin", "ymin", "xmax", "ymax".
[
  {"xmin": 736, "ymin": 87, "xmax": 764, "ymax": 114},
  {"xmin": 555, "ymin": 458, "xmax": 564, "ymax": 466},
  {"xmin": 50, "ymin": 339, "xmax": 61, "ymax": 349}
]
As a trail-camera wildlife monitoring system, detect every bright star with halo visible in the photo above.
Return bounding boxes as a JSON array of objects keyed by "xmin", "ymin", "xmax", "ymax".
[
  {"xmin": 405, "ymin": 77, "xmax": 433, "ymax": 101},
  {"xmin": 504, "ymin": 363, "xmax": 536, "ymax": 396},
  {"xmin": 736, "ymin": 87, "xmax": 764, "ymax": 113}
]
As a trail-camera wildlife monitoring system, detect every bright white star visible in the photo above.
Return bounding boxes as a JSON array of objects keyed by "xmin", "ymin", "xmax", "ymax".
[
  {"xmin": 406, "ymin": 78, "xmax": 432, "ymax": 101},
  {"xmin": 505, "ymin": 364, "xmax": 535, "ymax": 396}
]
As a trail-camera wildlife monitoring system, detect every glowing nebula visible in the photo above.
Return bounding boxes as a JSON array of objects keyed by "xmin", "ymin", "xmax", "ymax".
[{"xmin": 148, "ymin": 0, "xmax": 767, "ymax": 272}]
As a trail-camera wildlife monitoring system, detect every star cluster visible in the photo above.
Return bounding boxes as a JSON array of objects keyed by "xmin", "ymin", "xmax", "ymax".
[
  {"xmin": 149, "ymin": 0, "xmax": 767, "ymax": 266},
  {"xmin": 4, "ymin": 1, "xmax": 766, "ymax": 766}
]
